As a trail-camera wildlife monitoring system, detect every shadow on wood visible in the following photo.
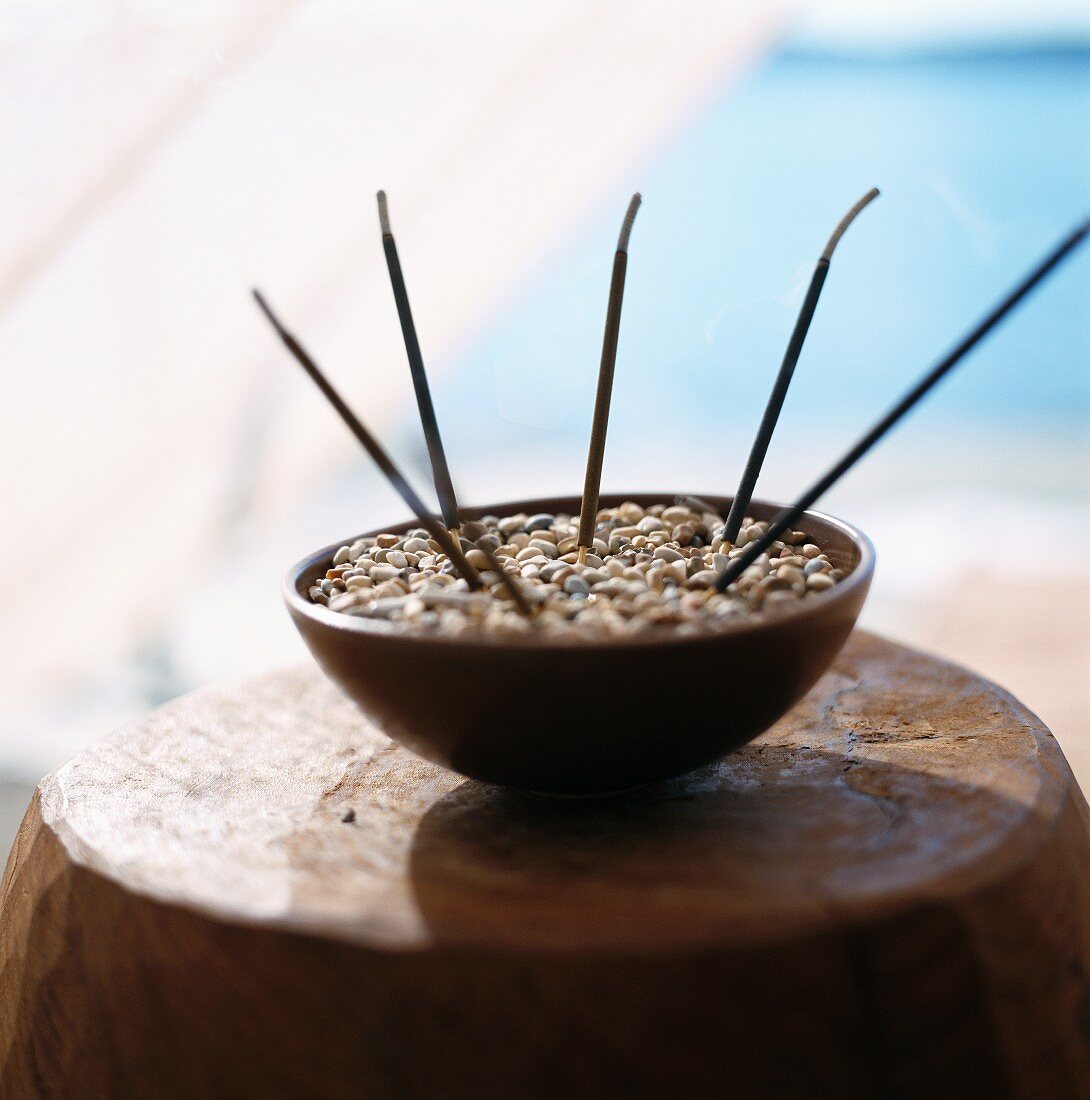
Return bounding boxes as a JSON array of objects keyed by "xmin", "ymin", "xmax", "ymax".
[
  {"xmin": 408, "ymin": 760, "xmax": 1023, "ymax": 1096},
  {"xmin": 3, "ymin": 633, "xmax": 1089, "ymax": 1097}
]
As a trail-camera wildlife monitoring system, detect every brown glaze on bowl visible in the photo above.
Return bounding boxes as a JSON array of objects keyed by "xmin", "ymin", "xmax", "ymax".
[{"xmin": 285, "ymin": 494, "xmax": 874, "ymax": 794}]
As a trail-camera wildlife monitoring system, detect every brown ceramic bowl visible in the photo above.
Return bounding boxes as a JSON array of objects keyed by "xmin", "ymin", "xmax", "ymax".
[{"xmin": 285, "ymin": 493, "xmax": 874, "ymax": 795}]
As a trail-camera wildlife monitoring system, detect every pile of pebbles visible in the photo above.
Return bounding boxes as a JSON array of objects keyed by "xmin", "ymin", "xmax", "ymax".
[{"xmin": 307, "ymin": 500, "xmax": 847, "ymax": 638}]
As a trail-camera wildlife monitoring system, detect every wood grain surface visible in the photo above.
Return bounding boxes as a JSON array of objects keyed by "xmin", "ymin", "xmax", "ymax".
[{"xmin": 3, "ymin": 631, "xmax": 1089, "ymax": 1098}]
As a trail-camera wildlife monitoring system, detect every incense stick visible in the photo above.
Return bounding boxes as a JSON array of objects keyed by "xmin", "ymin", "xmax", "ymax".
[
  {"xmin": 376, "ymin": 191, "xmax": 461, "ymax": 530},
  {"xmin": 677, "ymin": 494, "xmax": 722, "ymax": 517},
  {"xmin": 476, "ymin": 540, "xmax": 536, "ymax": 616},
  {"xmin": 252, "ymin": 290, "xmax": 483, "ymax": 590},
  {"xmin": 577, "ymin": 193, "xmax": 642, "ymax": 557},
  {"xmin": 714, "ymin": 218, "xmax": 1090, "ymax": 592},
  {"xmin": 722, "ymin": 188, "xmax": 880, "ymax": 543}
]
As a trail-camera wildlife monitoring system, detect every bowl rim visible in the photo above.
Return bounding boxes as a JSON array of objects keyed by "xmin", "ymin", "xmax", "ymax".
[{"xmin": 283, "ymin": 492, "xmax": 875, "ymax": 652}]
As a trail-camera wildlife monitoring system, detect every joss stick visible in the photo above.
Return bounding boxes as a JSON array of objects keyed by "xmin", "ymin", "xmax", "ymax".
[
  {"xmin": 377, "ymin": 191, "xmax": 461, "ymax": 530},
  {"xmin": 576, "ymin": 193, "xmax": 642, "ymax": 560},
  {"xmin": 714, "ymin": 219, "xmax": 1090, "ymax": 591},
  {"xmin": 253, "ymin": 290, "xmax": 483, "ymax": 590},
  {"xmin": 722, "ymin": 188, "xmax": 880, "ymax": 543}
]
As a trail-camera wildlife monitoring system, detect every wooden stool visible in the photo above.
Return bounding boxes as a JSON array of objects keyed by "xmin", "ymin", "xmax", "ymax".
[{"xmin": 3, "ymin": 632, "xmax": 1089, "ymax": 1097}]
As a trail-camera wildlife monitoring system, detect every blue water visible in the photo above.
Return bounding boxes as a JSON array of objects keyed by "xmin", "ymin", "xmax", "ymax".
[{"xmin": 427, "ymin": 47, "xmax": 1090, "ymax": 482}]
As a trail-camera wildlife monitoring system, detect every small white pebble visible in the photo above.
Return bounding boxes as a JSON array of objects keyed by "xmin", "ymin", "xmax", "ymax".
[{"xmin": 464, "ymin": 548, "xmax": 490, "ymax": 570}]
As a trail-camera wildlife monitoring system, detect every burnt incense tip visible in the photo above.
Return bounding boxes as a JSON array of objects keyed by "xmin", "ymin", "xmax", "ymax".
[
  {"xmin": 820, "ymin": 187, "xmax": 880, "ymax": 262},
  {"xmin": 617, "ymin": 193, "xmax": 642, "ymax": 252},
  {"xmin": 377, "ymin": 190, "xmax": 391, "ymax": 236},
  {"xmin": 252, "ymin": 288, "xmax": 286, "ymax": 335}
]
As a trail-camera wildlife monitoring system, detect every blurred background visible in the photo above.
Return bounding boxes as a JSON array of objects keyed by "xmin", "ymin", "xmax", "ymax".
[{"xmin": 2, "ymin": 0, "xmax": 1088, "ymax": 849}]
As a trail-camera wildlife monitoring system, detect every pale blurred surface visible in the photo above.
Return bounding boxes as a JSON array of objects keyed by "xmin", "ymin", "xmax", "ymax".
[
  {"xmin": 2, "ymin": 1, "xmax": 1088, "ymax": 850},
  {"xmin": 0, "ymin": 0, "xmax": 779, "ymax": 775}
]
